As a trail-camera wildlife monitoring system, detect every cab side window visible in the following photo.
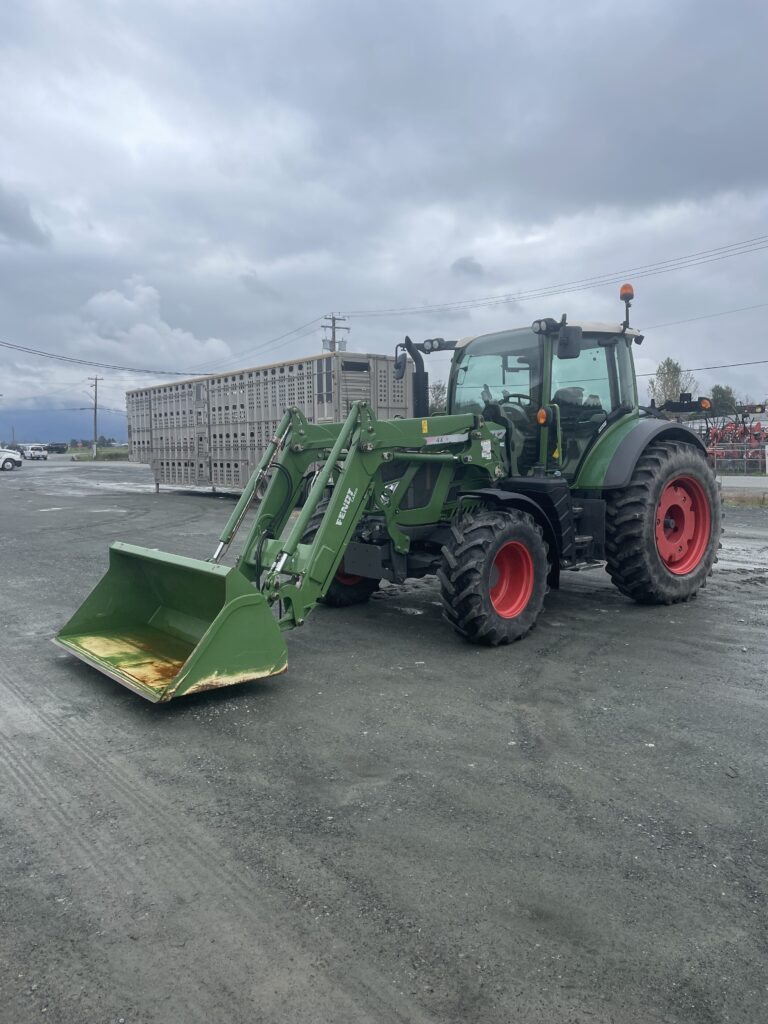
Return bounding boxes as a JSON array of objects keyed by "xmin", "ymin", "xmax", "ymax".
[
  {"xmin": 550, "ymin": 344, "xmax": 612, "ymax": 478},
  {"xmin": 550, "ymin": 345, "xmax": 611, "ymax": 412}
]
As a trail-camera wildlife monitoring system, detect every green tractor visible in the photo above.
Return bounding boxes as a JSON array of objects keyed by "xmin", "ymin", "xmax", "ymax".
[{"xmin": 56, "ymin": 285, "xmax": 721, "ymax": 701}]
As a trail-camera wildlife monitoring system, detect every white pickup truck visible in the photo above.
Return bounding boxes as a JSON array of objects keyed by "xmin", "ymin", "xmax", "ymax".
[{"xmin": 20, "ymin": 444, "xmax": 48, "ymax": 460}]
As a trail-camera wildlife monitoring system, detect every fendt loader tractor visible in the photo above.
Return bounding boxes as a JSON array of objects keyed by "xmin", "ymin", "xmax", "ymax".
[{"xmin": 56, "ymin": 285, "xmax": 721, "ymax": 701}]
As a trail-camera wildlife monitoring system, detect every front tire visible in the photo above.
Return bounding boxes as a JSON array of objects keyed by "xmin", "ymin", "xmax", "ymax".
[
  {"xmin": 2, "ymin": 458, "xmax": 15, "ymax": 471},
  {"xmin": 605, "ymin": 440, "xmax": 721, "ymax": 605},
  {"xmin": 438, "ymin": 509, "xmax": 548, "ymax": 645}
]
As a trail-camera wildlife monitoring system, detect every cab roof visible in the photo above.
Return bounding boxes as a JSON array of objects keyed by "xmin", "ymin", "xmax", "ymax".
[{"xmin": 456, "ymin": 322, "xmax": 643, "ymax": 349}]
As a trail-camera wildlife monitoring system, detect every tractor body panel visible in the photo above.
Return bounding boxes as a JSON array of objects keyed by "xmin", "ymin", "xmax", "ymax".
[{"xmin": 573, "ymin": 415, "xmax": 707, "ymax": 490}]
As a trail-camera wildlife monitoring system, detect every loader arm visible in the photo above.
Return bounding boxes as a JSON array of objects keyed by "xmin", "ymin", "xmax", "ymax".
[
  {"xmin": 234, "ymin": 401, "xmax": 506, "ymax": 628},
  {"xmin": 55, "ymin": 400, "xmax": 505, "ymax": 701}
]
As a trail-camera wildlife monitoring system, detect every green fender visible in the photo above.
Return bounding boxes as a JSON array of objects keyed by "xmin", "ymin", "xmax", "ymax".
[{"xmin": 573, "ymin": 414, "xmax": 707, "ymax": 491}]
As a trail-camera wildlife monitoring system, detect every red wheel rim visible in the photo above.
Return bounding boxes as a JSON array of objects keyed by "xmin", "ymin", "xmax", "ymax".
[
  {"xmin": 655, "ymin": 475, "xmax": 711, "ymax": 575},
  {"xmin": 334, "ymin": 560, "xmax": 363, "ymax": 586},
  {"xmin": 490, "ymin": 541, "xmax": 534, "ymax": 618}
]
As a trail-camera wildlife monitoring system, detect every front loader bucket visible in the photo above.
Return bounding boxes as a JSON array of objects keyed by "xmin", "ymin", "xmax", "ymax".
[{"xmin": 54, "ymin": 542, "xmax": 288, "ymax": 702}]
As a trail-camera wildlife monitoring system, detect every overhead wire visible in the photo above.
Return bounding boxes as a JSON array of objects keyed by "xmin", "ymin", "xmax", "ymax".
[
  {"xmin": 181, "ymin": 316, "xmax": 324, "ymax": 372},
  {"xmin": 51, "ymin": 405, "xmax": 127, "ymax": 414},
  {"xmin": 0, "ymin": 319, "xmax": 326, "ymax": 378},
  {"xmin": 4, "ymin": 301, "xmax": 767, "ymax": 400},
  {"xmin": 2, "ymin": 232, "xmax": 767, "ymax": 380},
  {"xmin": 642, "ymin": 302, "xmax": 768, "ymax": 330},
  {"xmin": 340, "ymin": 236, "xmax": 768, "ymax": 318},
  {"xmin": 0, "ymin": 340, "xmax": 188, "ymax": 375},
  {"xmin": 635, "ymin": 358, "xmax": 768, "ymax": 378}
]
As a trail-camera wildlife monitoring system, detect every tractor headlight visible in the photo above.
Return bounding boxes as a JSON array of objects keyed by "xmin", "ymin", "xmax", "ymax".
[{"xmin": 533, "ymin": 318, "xmax": 558, "ymax": 335}]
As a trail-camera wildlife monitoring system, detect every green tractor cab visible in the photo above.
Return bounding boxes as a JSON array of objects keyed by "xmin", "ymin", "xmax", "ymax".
[{"xmin": 56, "ymin": 285, "xmax": 721, "ymax": 700}]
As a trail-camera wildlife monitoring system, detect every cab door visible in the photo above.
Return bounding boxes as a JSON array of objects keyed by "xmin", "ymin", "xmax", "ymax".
[{"xmin": 549, "ymin": 337, "xmax": 636, "ymax": 479}]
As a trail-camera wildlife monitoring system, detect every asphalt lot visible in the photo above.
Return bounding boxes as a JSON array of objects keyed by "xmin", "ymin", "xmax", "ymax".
[{"xmin": 1, "ymin": 457, "xmax": 767, "ymax": 1024}]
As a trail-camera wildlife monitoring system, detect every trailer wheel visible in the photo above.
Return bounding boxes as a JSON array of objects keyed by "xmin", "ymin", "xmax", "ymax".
[
  {"xmin": 438, "ymin": 509, "xmax": 548, "ymax": 645},
  {"xmin": 605, "ymin": 440, "xmax": 721, "ymax": 605},
  {"xmin": 303, "ymin": 503, "xmax": 380, "ymax": 607}
]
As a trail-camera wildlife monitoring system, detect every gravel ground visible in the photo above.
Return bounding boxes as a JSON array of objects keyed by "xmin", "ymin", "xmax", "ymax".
[{"xmin": 1, "ymin": 457, "xmax": 767, "ymax": 1024}]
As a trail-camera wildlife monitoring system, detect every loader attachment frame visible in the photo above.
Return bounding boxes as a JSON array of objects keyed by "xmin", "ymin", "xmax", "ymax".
[
  {"xmin": 55, "ymin": 401, "xmax": 505, "ymax": 700},
  {"xmin": 232, "ymin": 402, "xmax": 505, "ymax": 627}
]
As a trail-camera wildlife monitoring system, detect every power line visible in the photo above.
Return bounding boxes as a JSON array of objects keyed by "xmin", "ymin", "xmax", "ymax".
[
  {"xmin": 0, "ymin": 316, "xmax": 326, "ymax": 377},
  {"xmin": 643, "ymin": 302, "xmax": 768, "ymax": 330},
  {"xmin": 0, "ymin": 340, "xmax": 188, "ymax": 375},
  {"xmin": 181, "ymin": 316, "xmax": 325, "ymax": 372},
  {"xmin": 345, "ymin": 237, "xmax": 768, "ymax": 316},
  {"xmin": 2, "ymin": 232, "xmax": 768, "ymax": 377},
  {"xmin": 636, "ymin": 358, "xmax": 768, "ymax": 379},
  {"xmin": 147, "ymin": 322, "xmax": 324, "ymax": 380},
  {"xmin": 340, "ymin": 235, "xmax": 768, "ymax": 318},
  {"xmin": 7, "ymin": 357, "xmax": 765, "ymax": 406},
  {"xmin": 4, "ymin": 315, "xmax": 767, "ymax": 399},
  {"xmin": 54, "ymin": 406, "xmax": 126, "ymax": 414},
  {"xmin": 345, "ymin": 243, "xmax": 768, "ymax": 317}
]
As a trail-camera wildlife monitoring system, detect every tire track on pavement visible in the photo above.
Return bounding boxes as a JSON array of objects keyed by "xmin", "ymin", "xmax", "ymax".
[{"xmin": 0, "ymin": 667, "xmax": 437, "ymax": 1024}]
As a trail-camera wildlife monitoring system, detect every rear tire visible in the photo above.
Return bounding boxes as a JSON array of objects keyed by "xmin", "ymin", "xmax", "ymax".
[
  {"xmin": 438, "ymin": 509, "xmax": 548, "ymax": 645},
  {"xmin": 605, "ymin": 440, "xmax": 721, "ymax": 605},
  {"xmin": 302, "ymin": 503, "xmax": 380, "ymax": 607}
]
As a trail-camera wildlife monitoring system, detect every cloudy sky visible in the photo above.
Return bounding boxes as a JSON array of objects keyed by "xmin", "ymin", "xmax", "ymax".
[{"xmin": 1, "ymin": 0, "xmax": 767, "ymax": 440}]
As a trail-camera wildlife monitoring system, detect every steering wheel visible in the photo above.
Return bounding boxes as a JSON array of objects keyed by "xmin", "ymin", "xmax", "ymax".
[{"xmin": 502, "ymin": 392, "xmax": 532, "ymax": 406}]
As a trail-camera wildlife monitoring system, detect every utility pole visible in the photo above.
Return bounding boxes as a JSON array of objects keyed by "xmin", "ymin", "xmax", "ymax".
[
  {"xmin": 88, "ymin": 376, "xmax": 104, "ymax": 460},
  {"xmin": 322, "ymin": 313, "xmax": 350, "ymax": 353}
]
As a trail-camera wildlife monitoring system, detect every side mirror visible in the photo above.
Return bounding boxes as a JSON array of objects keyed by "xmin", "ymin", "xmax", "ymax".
[
  {"xmin": 557, "ymin": 324, "xmax": 582, "ymax": 359},
  {"xmin": 393, "ymin": 349, "xmax": 407, "ymax": 381}
]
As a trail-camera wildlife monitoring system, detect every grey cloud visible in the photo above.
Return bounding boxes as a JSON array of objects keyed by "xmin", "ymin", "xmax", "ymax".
[
  {"xmin": 143, "ymin": 0, "xmax": 767, "ymax": 217},
  {"xmin": 74, "ymin": 279, "xmax": 230, "ymax": 368},
  {"xmin": 0, "ymin": 0, "xmax": 766, "ymax": 422},
  {"xmin": 451, "ymin": 257, "xmax": 484, "ymax": 278},
  {"xmin": 0, "ymin": 183, "xmax": 49, "ymax": 246},
  {"xmin": 240, "ymin": 271, "xmax": 282, "ymax": 300}
]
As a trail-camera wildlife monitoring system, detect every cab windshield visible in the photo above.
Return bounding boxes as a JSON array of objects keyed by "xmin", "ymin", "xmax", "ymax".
[
  {"xmin": 452, "ymin": 328, "xmax": 542, "ymax": 414},
  {"xmin": 452, "ymin": 328, "xmax": 542, "ymax": 476}
]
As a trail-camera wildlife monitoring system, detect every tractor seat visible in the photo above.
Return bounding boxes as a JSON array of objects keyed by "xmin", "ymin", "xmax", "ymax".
[
  {"xmin": 553, "ymin": 388, "xmax": 606, "ymax": 438},
  {"xmin": 553, "ymin": 387, "xmax": 584, "ymax": 406}
]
